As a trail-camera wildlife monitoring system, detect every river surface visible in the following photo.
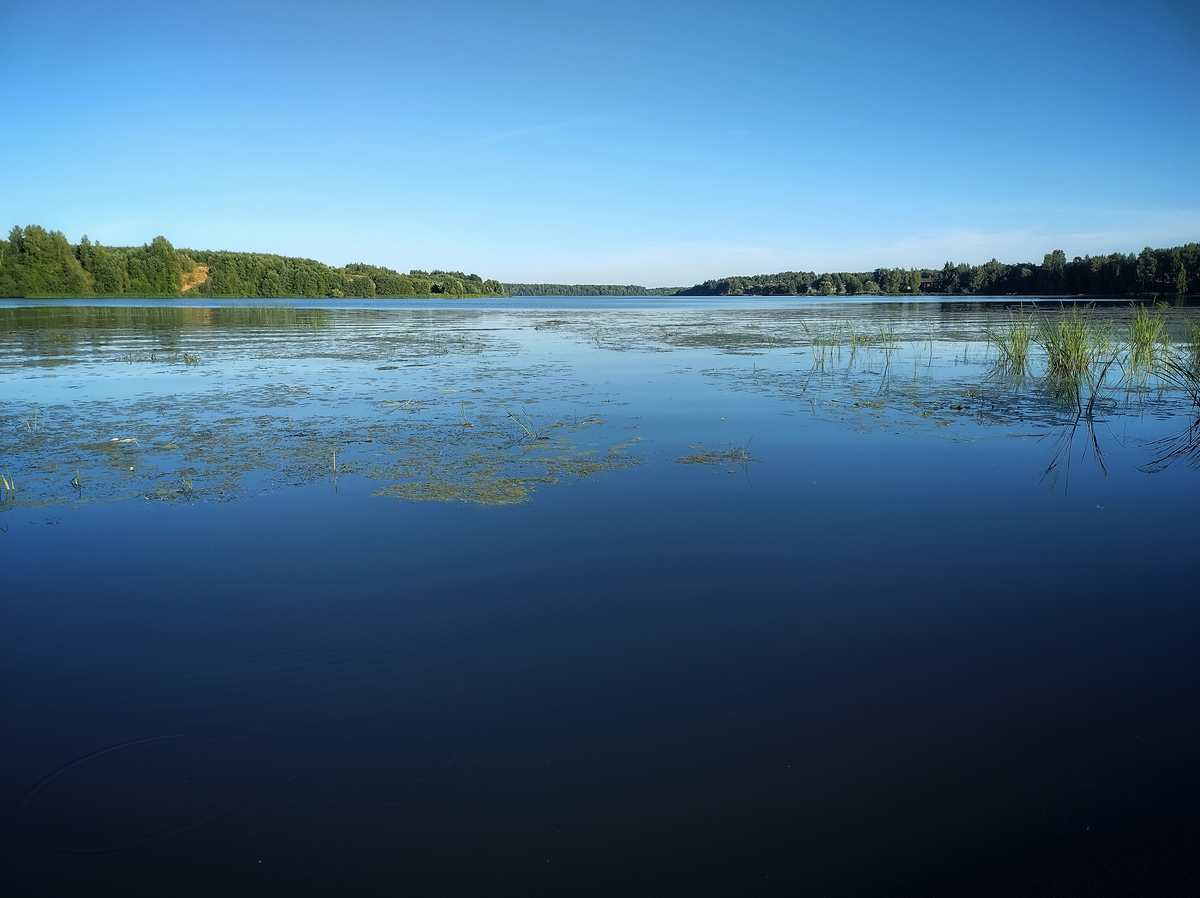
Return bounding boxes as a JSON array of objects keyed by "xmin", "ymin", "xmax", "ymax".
[{"xmin": 1, "ymin": 299, "xmax": 1198, "ymax": 896}]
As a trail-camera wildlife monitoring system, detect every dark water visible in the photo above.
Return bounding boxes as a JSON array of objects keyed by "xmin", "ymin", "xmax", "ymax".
[{"xmin": 1, "ymin": 301, "xmax": 1198, "ymax": 896}]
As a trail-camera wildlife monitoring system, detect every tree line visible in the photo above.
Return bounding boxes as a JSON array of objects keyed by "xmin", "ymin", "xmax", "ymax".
[
  {"xmin": 0, "ymin": 225, "xmax": 506, "ymax": 299},
  {"xmin": 2, "ymin": 225, "xmax": 1192, "ymax": 299},
  {"xmin": 677, "ymin": 268, "xmax": 922, "ymax": 296},
  {"xmin": 513, "ymin": 245, "xmax": 1195, "ymax": 297},
  {"xmin": 676, "ymin": 245, "xmax": 1195, "ymax": 297}
]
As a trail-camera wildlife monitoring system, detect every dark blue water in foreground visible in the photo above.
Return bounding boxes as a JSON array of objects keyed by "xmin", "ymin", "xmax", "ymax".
[{"xmin": 1, "ymin": 303, "xmax": 1198, "ymax": 895}]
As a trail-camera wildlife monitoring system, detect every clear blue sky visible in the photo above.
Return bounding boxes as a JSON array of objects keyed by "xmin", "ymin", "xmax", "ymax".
[{"xmin": 2, "ymin": 0, "xmax": 1197, "ymax": 285}]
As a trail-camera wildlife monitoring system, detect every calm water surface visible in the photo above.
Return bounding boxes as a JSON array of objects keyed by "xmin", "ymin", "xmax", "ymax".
[{"xmin": 1, "ymin": 300, "xmax": 1198, "ymax": 896}]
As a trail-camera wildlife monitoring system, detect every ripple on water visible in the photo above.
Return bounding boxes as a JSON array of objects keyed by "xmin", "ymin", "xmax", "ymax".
[{"xmin": 20, "ymin": 732, "xmax": 267, "ymax": 855}]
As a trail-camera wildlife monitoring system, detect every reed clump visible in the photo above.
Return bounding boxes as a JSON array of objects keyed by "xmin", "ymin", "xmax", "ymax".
[
  {"xmin": 989, "ymin": 315, "xmax": 1033, "ymax": 374},
  {"xmin": 1186, "ymin": 322, "xmax": 1200, "ymax": 370},
  {"xmin": 1035, "ymin": 307, "xmax": 1113, "ymax": 378},
  {"xmin": 1155, "ymin": 322, "xmax": 1200, "ymax": 405},
  {"xmin": 1128, "ymin": 305, "xmax": 1167, "ymax": 370}
]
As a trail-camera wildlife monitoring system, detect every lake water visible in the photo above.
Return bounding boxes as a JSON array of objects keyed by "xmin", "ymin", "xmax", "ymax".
[{"xmin": 1, "ymin": 299, "xmax": 1198, "ymax": 895}]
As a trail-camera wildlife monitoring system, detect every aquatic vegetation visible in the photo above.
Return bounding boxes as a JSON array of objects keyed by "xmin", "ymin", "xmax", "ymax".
[
  {"xmin": 1035, "ymin": 306, "xmax": 1114, "ymax": 378},
  {"xmin": 3, "ymin": 301, "xmax": 1199, "ymax": 513},
  {"xmin": 1, "ymin": 466, "xmax": 13, "ymax": 501},
  {"xmin": 1152, "ymin": 347, "xmax": 1200, "ymax": 407},
  {"xmin": 674, "ymin": 444, "xmax": 754, "ymax": 471},
  {"xmin": 1140, "ymin": 418, "xmax": 1200, "ymax": 473},
  {"xmin": 846, "ymin": 328, "xmax": 871, "ymax": 364},
  {"xmin": 381, "ymin": 397, "xmax": 421, "ymax": 414},
  {"xmin": 988, "ymin": 314, "xmax": 1033, "ymax": 375},
  {"xmin": 1041, "ymin": 416, "xmax": 1108, "ymax": 494},
  {"xmin": 909, "ymin": 341, "xmax": 925, "ymax": 382},
  {"xmin": 372, "ymin": 436, "xmax": 635, "ymax": 506},
  {"xmin": 1186, "ymin": 322, "xmax": 1200, "ymax": 371},
  {"xmin": 503, "ymin": 406, "xmax": 548, "ymax": 441},
  {"xmin": 801, "ymin": 322, "xmax": 835, "ymax": 367},
  {"xmin": 876, "ymin": 324, "xmax": 900, "ymax": 371},
  {"xmin": 1127, "ymin": 304, "xmax": 1168, "ymax": 371}
]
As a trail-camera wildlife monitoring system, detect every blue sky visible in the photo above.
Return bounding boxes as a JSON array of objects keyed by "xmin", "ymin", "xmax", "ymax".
[{"xmin": 2, "ymin": 0, "xmax": 1197, "ymax": 285}]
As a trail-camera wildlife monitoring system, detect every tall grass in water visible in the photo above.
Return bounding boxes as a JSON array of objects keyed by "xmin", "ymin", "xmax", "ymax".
[
  {"xmin": 1127, "ymin": 304, "xmax": 1167, "ymax": 371},
  {"xmin": 1153, "ymin": 322, "xmax": 1200, "ymax": 407},
  {"xmin": 846, "ymin": 329, "xmax": 870, "ymax": 365},
  {"xmin": 801, "ymin": 323, "xmax": 833, "ymax": 368},
  {"xmin": 989, "ymin": 315, "xmax": 1033, "ymax": 375},
  {"xmin": 1035, "ymin": 307, "xmax": 1113, "ymax": 378},
  {"xmin": 1189, "ymin": 323, "xmax": 1200, "ymax": 372}
]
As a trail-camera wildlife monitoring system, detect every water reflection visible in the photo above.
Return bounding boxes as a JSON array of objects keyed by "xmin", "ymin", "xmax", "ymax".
[
  {"xmin": 0, "ymin": 302, "xmax": 1198, "ymax": 514},
  {"xmin": 1141, "ymin": 418, "xmax": 1200, "ymax": 473}
]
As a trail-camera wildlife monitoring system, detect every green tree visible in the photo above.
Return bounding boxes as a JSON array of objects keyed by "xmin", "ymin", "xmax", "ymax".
[
  {"xmin": 8, "ymin": 225, "xmax": 90, "ymax": 295},
  {"xmin": 1040, "ymin": 249, "xmax": 1066, "ymax": 294}
]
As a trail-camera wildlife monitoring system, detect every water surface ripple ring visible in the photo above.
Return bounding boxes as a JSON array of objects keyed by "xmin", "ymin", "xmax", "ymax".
[{"xmin": 18, "ymin": 731, "xmax": 267, "ymax": 856}]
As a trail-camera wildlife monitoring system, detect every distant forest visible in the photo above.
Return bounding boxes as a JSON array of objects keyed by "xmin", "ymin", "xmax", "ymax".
[
  {"xmin": 1, "ymin": 225, "xmax": 1193, "ymax": 300},
  {"xmin": 0, "ymin": 225, "xmax": 506, "ymax": 299},
  {"xmin": 513, "ymin": 245, "xmax": 1195, "ymax": 298},
  {"xmin": 503, "ymin": 283, "xmax": 679, "ymax": 296},
  {"xmin": 677, "ymin": 245, "xmax": 1196, "ymax": 297}
]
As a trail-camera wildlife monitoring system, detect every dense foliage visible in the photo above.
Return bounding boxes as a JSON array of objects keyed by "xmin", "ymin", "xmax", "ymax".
[
  {"xmin": 677, "ymin": 268, "xmax": 922, "ymax": 296},
  {"xmin": 2, "ymin": 225, "xmax": 1193, "ymax": 299},
  {"xmin": 0, "ymin": 225, "xmax": 506, "ymax": 299},
  {"xmin": 677, "ymin": 245, "xmax": 1197, "ymax": 297},
  {"xmin": 503, "ymin": 283, "xmax": 679, "ymax": 296}
]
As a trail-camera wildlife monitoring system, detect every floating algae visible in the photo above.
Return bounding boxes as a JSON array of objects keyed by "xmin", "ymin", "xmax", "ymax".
[
  {"xmin": 0, "ymin": 307, "xmax": 643, "ymax": 509},
  {"xmin": 675, "ymin": 444, "xmax": 754, "ymax": 472},
  {"xmin": 3, "ymin": 302, "xmax": 1199, "ymax": 511}
]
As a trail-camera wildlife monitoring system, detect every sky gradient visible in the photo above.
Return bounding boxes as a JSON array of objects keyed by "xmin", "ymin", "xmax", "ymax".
[{"xmin": 2, "ymin": 0, "xmax": 1197, "ymax": 285}]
